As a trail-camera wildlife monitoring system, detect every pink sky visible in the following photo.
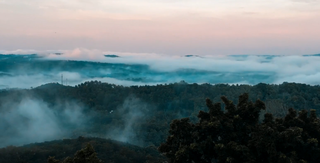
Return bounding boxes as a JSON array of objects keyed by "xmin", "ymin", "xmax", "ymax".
[{"xmin": 0, "ymin": 0, "xmax": 320, "ymax": 55}]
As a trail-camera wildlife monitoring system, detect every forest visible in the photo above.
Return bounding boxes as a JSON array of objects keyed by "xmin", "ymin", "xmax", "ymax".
[
  {"xmin": 1, "ymin": 81, "xmax": 320, "ymax": 162},
  {"xmin": 0, "ymin": 137, "xmax": 165, "ymax": 163}
]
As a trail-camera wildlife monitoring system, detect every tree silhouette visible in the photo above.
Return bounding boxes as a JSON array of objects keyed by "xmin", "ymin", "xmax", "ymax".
[
  {"xmin": 159, "ymin": 93, "xmax": 320, "ymax": 163},
  {"xmin": 48, "ymin": 143, "xmax": 102, "ymax": 163}
]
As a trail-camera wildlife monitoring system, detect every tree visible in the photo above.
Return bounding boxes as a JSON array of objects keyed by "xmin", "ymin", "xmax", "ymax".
[
  {"xmin": 48, "ymin": 143, "xmax": 102, "ymax": 163},
  {"xmin": 159, "ymin": 93, "xmax": 320, "ymax": 163}
]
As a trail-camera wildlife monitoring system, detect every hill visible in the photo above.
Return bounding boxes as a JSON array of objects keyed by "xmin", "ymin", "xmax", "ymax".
[
  {"xmin": 1, "ymin": 82, "xmax": 320, "ymax": 147},
  {"xmin": 0, "ymin": 137, "xmax": 165, "ymax": 163}
]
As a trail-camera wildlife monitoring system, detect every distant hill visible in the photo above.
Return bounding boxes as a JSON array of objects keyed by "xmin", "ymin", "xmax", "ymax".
[
  {"xmin": 303, "ymin": 54, "xmax": 320, "ymax": 57},
  {"xmin": 104, "ymin": 54, "xmax": 120, "ymax": 58}
]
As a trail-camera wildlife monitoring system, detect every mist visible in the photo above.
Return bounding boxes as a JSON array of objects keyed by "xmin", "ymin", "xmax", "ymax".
[
  {"xmin": 106, "ymin": 96, "xmax": 155, "ymax": 146},
  {"xmin": 0, "ymin": 96, "xmax": 88, "ymax": 147},
  {"xmin": 0, "ymin": 92, "xmax": 156, "ymax": 147},
  {"xmin": 1, "ymin": 49, "xmax": 320, "ymax": 147},
  {"xmin": 1, "ymin": 49, "xmax": 320, "ymax": 89}
]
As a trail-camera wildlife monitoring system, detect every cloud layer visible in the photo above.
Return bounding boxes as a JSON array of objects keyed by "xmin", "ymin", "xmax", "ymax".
[{"xmin": 1, "ymin": 49, "xmax": 320, "ymax": 88}]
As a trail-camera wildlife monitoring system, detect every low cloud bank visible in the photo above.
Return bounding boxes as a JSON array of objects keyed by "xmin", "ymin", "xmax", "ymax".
[{"xmin": 1, "ymin": 48, "xmax": 320, "ymax": 86}]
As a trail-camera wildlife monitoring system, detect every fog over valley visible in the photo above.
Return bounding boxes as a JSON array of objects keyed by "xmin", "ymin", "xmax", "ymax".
[
  {"xmin": 1, "ymin": 49, "xmax": 320, "ymax": 89},
  {"xmin": 1, "ymin": 50, "xmax": 320, "ymax": 162},
  {"xmin": 2, "ymin": 0, "xmax": 320, "ymax": 162}
]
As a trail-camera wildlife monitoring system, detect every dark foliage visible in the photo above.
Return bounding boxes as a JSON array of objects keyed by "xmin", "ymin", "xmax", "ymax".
[
  {"xmin": 1, "ymin": 82, "xmax": 320, "ymax": 162},
  {"xmin": 1, "ymin": 82, "xmax": 320, "ymax": 147},
  {"xmin": 159, "ymin": 93, "xmax": 320, "ymax": 163},
  {"xmin": 47, "ymin": 143, "xmax": 102, "ymax": 163},
  {"xmin": 0, "ymin": 137, "xmax": 165, "ymax": 163}
]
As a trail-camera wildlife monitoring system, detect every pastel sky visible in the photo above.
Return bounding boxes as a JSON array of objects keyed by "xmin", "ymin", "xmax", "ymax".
[{"xmin": 0, "ymin": 0, "xmax": 320, "ymax": 55}]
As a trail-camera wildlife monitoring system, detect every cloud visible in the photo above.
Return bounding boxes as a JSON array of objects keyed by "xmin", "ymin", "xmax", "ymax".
[
  {"xmin": 47, "ymin": 48, "xmax": 105, "ymax": 61},
  {"xmin": 0, "ymin": 74, "xmax": 59, "ymax": 89},
  {"xmin": 0, "ymin": 71, "xmax": 159, "ymax": 90},
  {"xmin": 3, "ymin": 49, "xmax": 320, "ymax": 146},
  {"xmin": 1, "ymin": 49, "xmax": 320, "ymax": 87},
  {"xmin": 0, "ymin": 49, "xmax": 57, "ymax": 55}
]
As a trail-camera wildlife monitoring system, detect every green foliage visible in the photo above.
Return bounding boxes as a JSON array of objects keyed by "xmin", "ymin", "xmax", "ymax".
[{"xmin": 159, "ymin": 94, "xmax": 320, "ymax": 163}]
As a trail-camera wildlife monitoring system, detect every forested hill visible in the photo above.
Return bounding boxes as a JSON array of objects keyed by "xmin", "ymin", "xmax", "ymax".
[
  {"xmin": 1, "ymin": 82, "xmax": 320, "ymax": 148},
  {"xmin": 12, "ymin": 81, "xmax": 320, "ymax": 116},
  {"xmin": 0, "ymin": 137, "xmax": 165, "ymax": 163}
]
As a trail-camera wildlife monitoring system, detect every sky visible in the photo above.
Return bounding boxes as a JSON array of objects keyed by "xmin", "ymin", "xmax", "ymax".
[{"xmin": 0, "ymin": 0, "xmax": 320, "ymax": 55}]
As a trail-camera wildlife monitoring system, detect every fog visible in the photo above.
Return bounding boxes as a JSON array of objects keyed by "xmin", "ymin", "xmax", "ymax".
[
  {"xmin": 1, "ymin": 49, "xmax": 320, "ymax": 90},
  {"xmin": 0, "ymin": 91, "xmax": 158, "ymax": 147},
  {"xmin": 1, "ymin": 49, "xmax": 320, "ymax": 147},
  {"xmin": 0, "ymin": 96, "xmax": 89, "ymax": 147},
  {"xmin": 106, "ymin": 96, "xmax": 154, "ymax": 146}
]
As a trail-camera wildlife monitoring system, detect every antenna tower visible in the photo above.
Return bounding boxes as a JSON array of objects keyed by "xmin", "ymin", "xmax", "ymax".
[{"xmin": 61, "ymin": 74, "xmax": 64, "ymax": 85}]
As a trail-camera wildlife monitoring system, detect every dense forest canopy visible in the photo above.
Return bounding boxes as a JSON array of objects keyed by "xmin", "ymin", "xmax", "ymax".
[
  {"xmin": 1, "ymin": 81, "xmax": 320, "ymax": 162},
  {"xmin": 1, "ymin": 82, "xmax": 320, "ymax": 147},
  {"xmin": 159, "ymin": 94, "xmax": 320, "ymax": 163}
]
